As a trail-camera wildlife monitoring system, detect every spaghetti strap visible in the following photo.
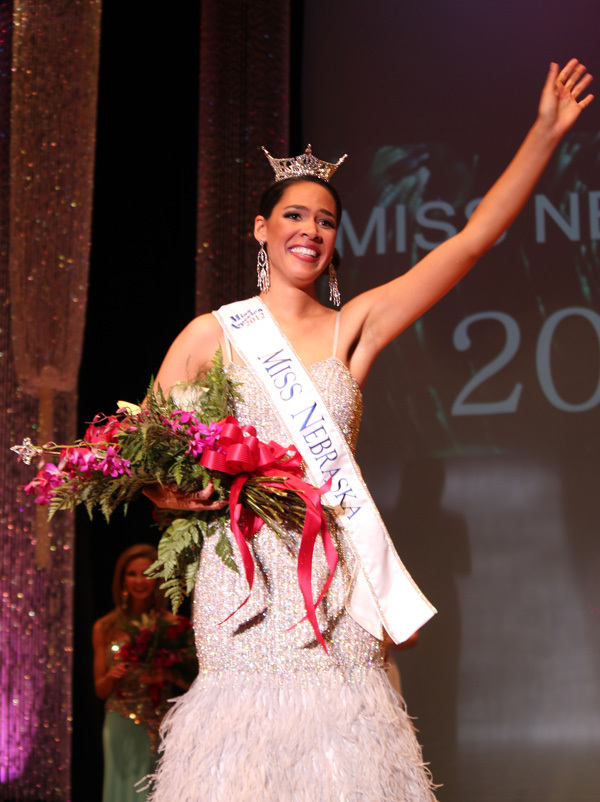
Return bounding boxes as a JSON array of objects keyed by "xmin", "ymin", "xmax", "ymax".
[
  {"xmin": 212, "ymin": 311, "xmax": 233, "ymax": 365},
  {"xmin": 224, "ymin": 334, "xmax": 232, "ymax": 364},
  {"xmin": 332, "ymin": 310, "xmax": 341, "ymax": 358}
]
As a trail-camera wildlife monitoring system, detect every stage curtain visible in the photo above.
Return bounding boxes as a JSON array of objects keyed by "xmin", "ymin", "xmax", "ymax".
[
  {"xmin": 0, "ymin": 1, "xmax": 101, "ymax": 798},
  {"xmin": 196, "ymin": 0, "xmax": 290, "ymax": 313}
]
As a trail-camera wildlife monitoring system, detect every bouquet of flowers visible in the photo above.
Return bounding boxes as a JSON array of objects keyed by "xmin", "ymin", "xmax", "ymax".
[
  {"xmin": 117, "ymin": 612, "xmax": 198, "ymax": 704},
  {"xmin": 13, "ymin": 351, "xmax": 337, "ymax": 648}
]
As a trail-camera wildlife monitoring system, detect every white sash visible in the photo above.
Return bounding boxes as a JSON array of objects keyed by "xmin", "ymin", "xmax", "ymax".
[{"xmin": 214, "ymin": 297, "xmax": 436, "ymax": 643}]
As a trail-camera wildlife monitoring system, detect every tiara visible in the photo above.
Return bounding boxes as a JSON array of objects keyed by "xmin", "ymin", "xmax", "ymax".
[{"xmin": 262, "ymin": 144, "xmax": 347, "ymax": 182}]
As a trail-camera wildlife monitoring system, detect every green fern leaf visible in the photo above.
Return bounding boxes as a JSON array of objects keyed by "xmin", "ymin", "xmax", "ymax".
[{"xmin": 215, "ymin": 528, "xmax": 239, "ymax": 574}]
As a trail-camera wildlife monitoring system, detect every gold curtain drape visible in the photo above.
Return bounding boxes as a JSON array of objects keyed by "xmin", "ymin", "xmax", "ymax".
[
  {"xmin": 0, "ymin": 2, "xmax": 101, "ymax": 798},
  {"xmin": 9, "ymin": 1, "xmax": 98, "ymax": 398},
  {"xmin": 8, "ymin": 0, "xmax": 101, "ymax": 568},
  {"xmin": 196, "ymin": 0, "xmax": 290, "ymax": 313}
]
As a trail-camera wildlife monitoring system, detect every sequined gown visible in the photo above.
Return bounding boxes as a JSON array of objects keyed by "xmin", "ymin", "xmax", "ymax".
[{"xmin": 149, "ymin": 359, "xmax": 437, "ymax": 802}]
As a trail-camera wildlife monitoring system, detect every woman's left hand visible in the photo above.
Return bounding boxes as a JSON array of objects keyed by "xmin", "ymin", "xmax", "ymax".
[
  {"xmin": 142, "ymin": 480, "xmax": 228, "ymax": 511},
  {"xmin": 538, "ymin": 59, "xmax": 594, "ymax": 137}
]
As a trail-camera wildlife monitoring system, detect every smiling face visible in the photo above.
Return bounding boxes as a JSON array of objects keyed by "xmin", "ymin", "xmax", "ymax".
[
  {"xmin": 122, "ymin": 556, "xmax": 155, "ymax": 608},
  {"xmin": 254, "ymin": 181, "xmax": 338, "ymax": 290}
]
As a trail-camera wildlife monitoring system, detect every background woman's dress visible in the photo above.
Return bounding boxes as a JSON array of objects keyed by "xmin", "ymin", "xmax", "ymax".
[{"xmin": 150, "ymin": 358, "xmax": 437, "ymax": 801}]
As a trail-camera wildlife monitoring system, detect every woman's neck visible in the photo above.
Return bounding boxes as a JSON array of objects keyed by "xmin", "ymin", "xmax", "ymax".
[
  {"xmin": 257, "ymin": 288, "xmax": 338, "ymax": 366},
  {"xmin": 259, "ymin": 286, "xmax": 324, "ymax": 322}
]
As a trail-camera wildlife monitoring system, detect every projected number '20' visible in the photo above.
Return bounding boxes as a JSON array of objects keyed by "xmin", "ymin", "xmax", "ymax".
[{"xmin": 452, "ymin": 308, "xmax": 600, "ymax": 415}]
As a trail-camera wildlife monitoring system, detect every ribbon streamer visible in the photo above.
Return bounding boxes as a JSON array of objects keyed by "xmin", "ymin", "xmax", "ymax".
[{"xmin": 200, "ymin": 417, "xmax": 337, "ymax": 650}]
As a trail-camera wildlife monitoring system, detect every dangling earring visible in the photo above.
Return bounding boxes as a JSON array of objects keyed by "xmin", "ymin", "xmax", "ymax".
[
  {"xmin": 121, "ymin": 589, "xmax": 130, "ymax": 612},
  {"xmin": 257, "ymin": 240, "xmax": 270, "ymax": 292},
  {"xmin": 328, "ymin": 263, "xmax": 341, "ymax": 307}
]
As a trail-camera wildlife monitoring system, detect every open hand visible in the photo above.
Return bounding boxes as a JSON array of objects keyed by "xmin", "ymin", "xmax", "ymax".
[
  {"xmin": 142, "ymin": 480, "xmax": 228, "ymax": 511},
  {"xmin": 538, "ymin": 59, "xmax": 594, "ymax": 137}
]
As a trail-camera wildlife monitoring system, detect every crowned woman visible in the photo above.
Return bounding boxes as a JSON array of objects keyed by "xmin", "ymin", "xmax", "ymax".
[{"xmin": 144, "ymin": 61, "xmax": 593, "ymax": 801}]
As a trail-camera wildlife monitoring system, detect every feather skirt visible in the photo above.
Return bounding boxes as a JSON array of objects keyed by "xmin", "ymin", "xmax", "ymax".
[{"xmin": 147, "ymin": 668, "xmax": 437, "ymax": 802}]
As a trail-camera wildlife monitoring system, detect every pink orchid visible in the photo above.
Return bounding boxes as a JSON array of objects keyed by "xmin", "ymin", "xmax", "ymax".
[
  {"xmin": 23, "ymin": 463, "xmax": 68, "ymax": 504},
  {"xmin": 171, "ymin": 410, "xmax": 199, "ymax": 426},
  {"xmin": 161, "ymin": 416, "xmax": 184, "ymax": 433},
  {"xmin": 85, "ymin": 414, "xmax": 128, "ymax": 445},
  {"xmin": 66, "ymin": 446, "xmax": 100, "ymax": 474},
  {"xmin": 97, "ymin": 446, "xmax": 131, "ymax": 478},
  {"xmin": 186, "ymin": 422, "xmax": 222, "ymax": 458}
]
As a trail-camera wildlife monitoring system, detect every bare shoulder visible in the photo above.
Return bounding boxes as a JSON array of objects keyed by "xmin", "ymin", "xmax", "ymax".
[
  {"xmin": 171, "ymin": 313, "xmax": 223, "ymax": 354},
  {"xmin": 155, "ymin": 312, "xmax": 225, "ymax": 393},
  {"xmin": 92, "ymin": 613, "xmax": 113, "ymax": 646}
]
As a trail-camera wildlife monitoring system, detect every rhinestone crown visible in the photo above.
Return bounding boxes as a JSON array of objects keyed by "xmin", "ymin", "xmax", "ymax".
[{"xmin": 262, "ymin": 144, "xmax": 347, "ymax": 183}]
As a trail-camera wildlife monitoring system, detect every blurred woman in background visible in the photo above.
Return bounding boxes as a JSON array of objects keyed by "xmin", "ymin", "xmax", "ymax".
[{"xmin": 92, "ymin": 543, "xmax": 196, "ymax": 802}]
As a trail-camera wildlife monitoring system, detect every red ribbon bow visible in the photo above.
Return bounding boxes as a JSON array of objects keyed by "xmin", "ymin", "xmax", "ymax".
[{"xmin": 201, "ymin": 416, "xmax": 338, "ymax": 652}]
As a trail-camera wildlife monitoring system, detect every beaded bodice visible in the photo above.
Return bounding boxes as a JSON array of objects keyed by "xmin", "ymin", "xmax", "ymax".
[
  {"xmin": 192, "ymin": 358, "xmax": 385, "ymax": 679},
  {"xmin": 225, "ymin": 357, "xmax": 363, "ymax": 454}
]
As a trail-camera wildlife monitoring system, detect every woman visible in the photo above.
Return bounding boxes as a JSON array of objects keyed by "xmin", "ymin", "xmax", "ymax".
[
  {"xmin": 93, "ymin": 544, "xmax": 196, "ymax": 802},
  {"xmin": 147, "ymin": 62, "xmax": 592, "ymax": 801}
]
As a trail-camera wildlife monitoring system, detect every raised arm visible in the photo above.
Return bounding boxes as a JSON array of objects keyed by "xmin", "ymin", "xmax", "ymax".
[{"xmin": 346, "ymin": 60, "xmax": 593, "ymax": 385}]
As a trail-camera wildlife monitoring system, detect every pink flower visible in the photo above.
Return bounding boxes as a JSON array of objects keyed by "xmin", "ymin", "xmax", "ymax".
[
  {"xmin": 85, "ymin": 414, "xmax": 129, "ymax": 445},
  {"xmin": 23, "ymin": 463, "xmax": 68, "ymax": 505},
  {"xmin": 186, "ymin": 422, "xmax": 222, "ymax": 458},
  {"xmin": 65, "ymin": 446, "xmax": 99, "ymax": 474},
  {"xmin": 161, "ymin": 416, "xmax": 184, "ymax": 433},
  {"xmin": 97, "ymin": 446, "xmax": 131, "ymax": 478},
  {"xmin": 171, "ymin": 410, "xmax": 199, "ymax": 426}
]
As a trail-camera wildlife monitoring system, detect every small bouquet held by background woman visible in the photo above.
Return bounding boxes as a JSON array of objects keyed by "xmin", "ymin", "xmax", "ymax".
[
  {"xmin": 116, "ymin": 613, "xmax": 198, "ymax": 705},
  {"xmin": 12, "ymin": 351, "xmax": 336, "ymax": 647}
]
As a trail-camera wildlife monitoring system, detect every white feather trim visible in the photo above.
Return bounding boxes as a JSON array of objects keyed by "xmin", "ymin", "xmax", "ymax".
[{"xmin": 147, "ymin": 668, "xmax": 438, "ymax": 801}]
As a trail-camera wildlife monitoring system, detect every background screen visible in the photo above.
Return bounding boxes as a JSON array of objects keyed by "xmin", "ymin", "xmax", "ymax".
[{"xmin": 302, "ymin": 2, "xmax": 600, "ymax": 799}]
